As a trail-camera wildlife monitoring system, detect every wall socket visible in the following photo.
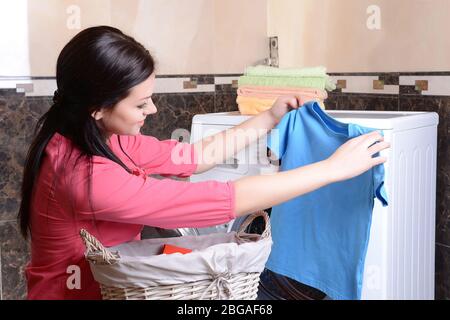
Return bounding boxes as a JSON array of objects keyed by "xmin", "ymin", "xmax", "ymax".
[
  {"xmin": 252, "ymin": 36, "xmax": 279, "ymax": 67},
  {"xmin": 269, "ymin": 36, "xmax": 279, "ymax": 67}
]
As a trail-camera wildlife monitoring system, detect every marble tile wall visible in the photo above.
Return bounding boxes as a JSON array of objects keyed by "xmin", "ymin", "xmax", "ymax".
[
  {"xmin": 0, "ymin": 76, "xmax": 238, "ymax": 299},
  {"xmin": 1, "ymin": 91, "xmax": 53, "ymax": 300},
  {"xmin": 0, "ymin": 72, "xmax": 448, "ymax": 299}
]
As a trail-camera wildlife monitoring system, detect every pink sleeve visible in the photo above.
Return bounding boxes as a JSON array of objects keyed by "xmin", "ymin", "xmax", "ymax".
[
  {"xmin": 109, "ymin": 134, "xmax": 197, "ymax": 178},
  {"xmin": 72, "ymin": 159, "xmax": 236, "ymax": 229}
]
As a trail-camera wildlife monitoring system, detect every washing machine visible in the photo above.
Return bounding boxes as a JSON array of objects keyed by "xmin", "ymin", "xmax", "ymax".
[{"xmin": 188, "ymin": 110, "xmax": 439, "ymax": 300}]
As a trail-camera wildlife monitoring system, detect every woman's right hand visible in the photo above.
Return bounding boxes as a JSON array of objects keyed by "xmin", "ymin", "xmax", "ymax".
[{"xmin": 324, "ymin": 131, "xmax": 391, "ymax": 183}]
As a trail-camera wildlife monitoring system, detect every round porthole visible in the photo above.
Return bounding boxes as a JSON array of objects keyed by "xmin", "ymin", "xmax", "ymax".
[
  {"xmin": 141, "ymin": 226, "xmax": 199, "ymax": 239},
  {"xmin": 230, "ymin": 210, "xmax": 328, "ymax": 300}
]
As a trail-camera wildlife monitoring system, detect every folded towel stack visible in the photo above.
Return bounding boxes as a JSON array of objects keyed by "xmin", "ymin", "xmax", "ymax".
[{"xmin": 236, "ymin": 65, "xmax": 336, "ymax": 115}]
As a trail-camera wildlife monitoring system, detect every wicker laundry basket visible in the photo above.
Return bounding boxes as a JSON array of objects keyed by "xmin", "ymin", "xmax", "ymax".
[{"xmin": 80, "ymin": 211, "xmax": 272, "ymax": 300}]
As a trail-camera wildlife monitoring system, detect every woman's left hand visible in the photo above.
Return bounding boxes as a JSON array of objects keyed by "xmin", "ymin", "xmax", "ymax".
[{"xmin": 268, "ymin": 95, "xmax": 302, "ymax": 125}]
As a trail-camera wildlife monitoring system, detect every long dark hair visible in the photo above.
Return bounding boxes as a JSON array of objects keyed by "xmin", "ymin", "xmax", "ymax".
[{"xmin": 18, "ymin": 26, "xmax": 155, "ymax": 239}]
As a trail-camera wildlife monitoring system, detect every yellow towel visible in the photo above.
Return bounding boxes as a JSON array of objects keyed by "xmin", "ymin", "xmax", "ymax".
[
  {"xmin": 236, "ymin": 96, "xmax": 326, "ymax": 115},
  {"xmin": 237, "ymin": 96, "xmax": 276, "ymax": 115}
]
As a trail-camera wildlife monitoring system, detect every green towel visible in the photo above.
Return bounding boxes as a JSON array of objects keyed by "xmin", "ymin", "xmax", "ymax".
[
  {"xmin": 238, "ymin": 75, "xmax": 336, "ymax": 91},
  {"xmin": 245, "ymin": 65, "xmax": 328, "ymax": 78}
]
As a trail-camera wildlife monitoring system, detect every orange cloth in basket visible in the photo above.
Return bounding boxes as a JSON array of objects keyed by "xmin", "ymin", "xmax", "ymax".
[{"xmin": 161, "ymin": 244, "xmax": 192, "ymax": 255}]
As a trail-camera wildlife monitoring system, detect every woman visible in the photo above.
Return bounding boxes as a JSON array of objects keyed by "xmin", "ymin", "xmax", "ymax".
[{"xmin": 18, "ymin": 26, "xmax": 390, "ymax": 299}]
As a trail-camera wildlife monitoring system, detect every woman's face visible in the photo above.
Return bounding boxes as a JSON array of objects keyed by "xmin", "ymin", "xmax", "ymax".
[{"xmin": 92, "ymin": 73, "xmax": 157, "ymax": 139}]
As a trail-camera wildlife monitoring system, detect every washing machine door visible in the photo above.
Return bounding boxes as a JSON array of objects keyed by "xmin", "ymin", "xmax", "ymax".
[
  {"xmin": 141, "ymin": 226, "xmax": 199, "ymax": 239},
  {"xmin": 230, "ymin": 211, "xmax": 328, "ymax": 300}
]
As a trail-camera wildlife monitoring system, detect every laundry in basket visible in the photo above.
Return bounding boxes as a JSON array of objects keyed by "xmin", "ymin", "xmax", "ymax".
[
  {"xmin": 80, "ymin": 210, "xmax": 272, "ymax": 300},
  {"xmin": 161, "ymin": 244, "xmax": 192, "ymax": 255}
]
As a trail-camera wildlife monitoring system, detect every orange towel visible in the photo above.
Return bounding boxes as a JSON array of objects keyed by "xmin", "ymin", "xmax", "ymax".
[
  {"xmin": 237, "ymin": 85, "xmax": 328, "ymax": 100},
  {"xmin": 161, "ymin": 244, "xmax": 192, "ymax": 255}
]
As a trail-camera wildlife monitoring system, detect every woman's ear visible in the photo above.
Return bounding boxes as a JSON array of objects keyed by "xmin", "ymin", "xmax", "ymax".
[{"xmin": 91, "ymin": 109, "xmax": 103, "ymax": 121}]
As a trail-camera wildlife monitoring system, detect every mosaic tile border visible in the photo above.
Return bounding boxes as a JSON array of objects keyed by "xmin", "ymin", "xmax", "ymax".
[
  {"xmin": 2, "ymin": 72, "xmax": 450, "ymax": 97},
  {"xmin": 330, "ymin": 72, "xmax": 450, "ymax": 97},
  {"xmin": 0, "ymin": 74, "xmax": 242, "ymax": 97}
]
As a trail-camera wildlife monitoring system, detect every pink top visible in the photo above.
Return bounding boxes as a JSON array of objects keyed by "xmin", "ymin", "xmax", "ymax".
[{"xmin": 26, "ymin": 132, "xmax": 236, "ymax": 299}]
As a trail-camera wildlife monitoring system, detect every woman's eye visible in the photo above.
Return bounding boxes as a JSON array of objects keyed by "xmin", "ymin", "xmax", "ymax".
[{"xmin": 137, "ymin": 104, "xmax": 147, "ymax": 109}]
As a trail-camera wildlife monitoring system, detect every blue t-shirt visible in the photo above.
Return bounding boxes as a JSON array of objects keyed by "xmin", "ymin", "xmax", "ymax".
[{"xmin": 266, "ymin": 101, "xmax": 388, "ymax": 300}]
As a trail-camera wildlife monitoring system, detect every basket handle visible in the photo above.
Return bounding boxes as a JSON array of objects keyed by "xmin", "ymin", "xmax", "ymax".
[
  {"xmin": 79, "ymin": 229, "xmax": 119, "ymax": 264},
  {"xmin": 236, "ymin": 210, "xmax": 271, "ymax": 240}
]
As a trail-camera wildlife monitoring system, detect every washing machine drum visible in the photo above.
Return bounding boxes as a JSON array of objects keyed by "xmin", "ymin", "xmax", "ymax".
[
  {"xmin": 141, "ymin": 225, "xmax": 199, "ymax": 239},
  {"xmin": 230, "ymin": 212, "xmax": 328, "ymax": 300}
]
